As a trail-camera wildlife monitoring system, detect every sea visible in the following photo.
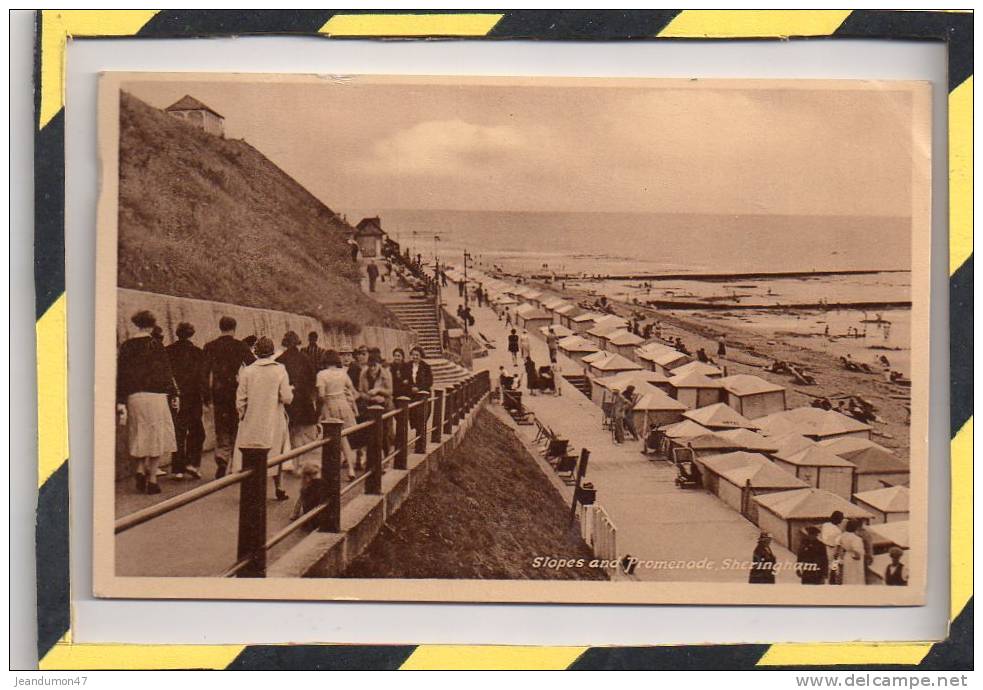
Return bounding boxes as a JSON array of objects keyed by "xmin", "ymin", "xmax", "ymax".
[{"xmin": 366, "ymin": 209, "xmax": 913, "ymax": 374}]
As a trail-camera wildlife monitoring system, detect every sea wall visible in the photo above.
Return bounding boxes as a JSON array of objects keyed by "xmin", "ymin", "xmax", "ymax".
[{"xmin": 114, "ymin": 288, "xmax": 417, "ymax": 478}]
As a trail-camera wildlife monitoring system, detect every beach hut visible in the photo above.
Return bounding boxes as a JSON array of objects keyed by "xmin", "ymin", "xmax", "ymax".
[
  {"xmin": 699, "ymin": 451, "xmax": 809, "ymax": 520},
  {"xmin": 632, "ymin": 390, "xmax": 689, "ymax": 431},
  {"xmin": 772, "ymin": 445, "xmax": 857, "ymax": 500},
  {"xmin": 571, "ymin": 311, "xmax": 603, "ymax": 334},
  {"xmin": 718, "ymin": 374, "xmax": 787, "ymax": 419},
  {"xmin": 491, "ymin": 294, "xmax": 518, "ymax": 318},
  {"xmin": 604, "ymin": 330, "xmax": 645, "ymax": 358},
  {"xmin": 668, "ymin": 372, "xmax": 724, "ymax": 409},
  {"xmin": 643, "ymin": 349, "xmax": 691, "ymax": 376},
  {"xmin": 586, "ymin": 352, "xmax": 643, "ymax": 378},
  {"xmin": 866, "ymin": 520, "xmax": 909, "ymax": 553},
  {"xmin": 819, "ymin": 437, "xmax": 909, "ymax": 493},
  {"xmin": 586, "ymin": 320, "xmax": 628, "ymax": 348},
  {"xmin": 714, "ymin": 428, "xmax": 779, "ymax": 454},
  {"xmin": 558, "ymin": 335, "xmax": 599, "ymax": 364},
  {"xmin": 541, "ymin": 297, "xmax": 567, "ymax": 313},
  {"xmin": 676, "ymin": 432, "xmax": 747, "ymax": 461},
  {"xmin": 765, "ymin": 432, "xmax": 819, "ymax": 461},
  {"xmin": 853, "ymin": 486, "xmax": 910, "ymax": 524},
  {"xmin": 515, "ymin": 304, "xmax": 552, "ymax": 332},
  {"xmin": 683, "ymin": 402, "xmax": 757, "ymax": 431},
  {"xmin": 661, "ymin": 419, "xmax": 712, "ymax": 441},
  {"xmin": 752, "ymin": 488, "xmax": 873, "ymax": 552},
  {"xmin": 539, "ymin": 323, "xmax": 573, "ymax": 340},
  {"xmin": 554, "ymin": 303, "xmax": 582, "ymax": 328},
  {"xmin": 590, "ymin": 371, "xmax": 660, "ymax": 405},
  {"xmin": 670, "ymin": 360, "xmax": 724, "ymax": 379},
  {"xmin": 756, "ymin": 408, "xmax": 872, "ymax": 441}
]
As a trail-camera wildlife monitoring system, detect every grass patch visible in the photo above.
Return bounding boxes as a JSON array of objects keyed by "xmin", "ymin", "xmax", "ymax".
[
  {"xmin": 342, "ymin": 409, "xmax": 607, "ymax": 580},
  {"xmin": 117, "ymin": 92, "xmax": 398, "ymax": 331}
]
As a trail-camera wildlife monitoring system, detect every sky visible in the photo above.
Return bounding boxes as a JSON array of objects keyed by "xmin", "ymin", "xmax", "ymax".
[{"xmin": 122, "ymin": 76, "xmax": 922, "ymax": 219}]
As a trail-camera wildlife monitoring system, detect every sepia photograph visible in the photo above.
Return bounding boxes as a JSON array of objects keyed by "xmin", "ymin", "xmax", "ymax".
[{"xmin": 93, "ymin": 73, "xmax": 930, "ymax": 605}]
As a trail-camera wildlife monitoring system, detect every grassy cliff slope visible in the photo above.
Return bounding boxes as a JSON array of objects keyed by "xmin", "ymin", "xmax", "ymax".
[
  {"xmin": 343, "ymin": 409, "xmax": 607, "ymax": 581},
  {"xmin": 117, "ymin": 91, "xmax": 396, "ymax": 332}
]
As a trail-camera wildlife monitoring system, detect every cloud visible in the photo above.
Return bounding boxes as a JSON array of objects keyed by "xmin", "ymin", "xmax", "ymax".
[{"xmin": 366, "ymin": 119, "xmax": 531, "ymax": 176}]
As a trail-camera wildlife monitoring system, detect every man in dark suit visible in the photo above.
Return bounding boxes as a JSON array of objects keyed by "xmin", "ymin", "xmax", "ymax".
[
  {"xmin": 276, "ymin": 330, "xmax": 318, "ymax": 473},
  {"xmin": 166, "ymin": 322, "xmax": 208, "ymax": 479},
  {"xmin": 204, "ymin": 316, "xmax": 255, "ymax": 479}
]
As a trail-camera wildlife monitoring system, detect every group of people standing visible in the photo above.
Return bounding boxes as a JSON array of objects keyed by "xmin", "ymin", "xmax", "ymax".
[{"xmin": 116, "ymin": 309, "xmax": 433, "ymax": 501}]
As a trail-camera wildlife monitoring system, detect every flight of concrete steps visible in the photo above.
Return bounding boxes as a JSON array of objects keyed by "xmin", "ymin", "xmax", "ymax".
[
  {"xmin": 381, "ymin": 294, "xmax": 471, "ymax": 387},
  {"xmin": 563, "ymin": 374, "xmax": 592, "ymax": 398}
]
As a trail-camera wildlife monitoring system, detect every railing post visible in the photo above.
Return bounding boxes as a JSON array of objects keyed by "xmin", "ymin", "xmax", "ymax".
[
  {"xmin": 237, "ymin": 448, "xmax": 269, "ymax": 577},
  {"xmin": 394, "ymin": 396, "xmax": 411, "ymax": 470},
  {"xmin": 443, "ymin": 384, "xmax": 455, "ymax": 434},
  {"xmin": 431, "ymin": 388, "xmax": 445, "ymax": 443},
  {"xmin": 414, "ymin": 391, "xmax": 430, "ymax": 454},
  {"xmin": 448, "ymin": 383, "xmax": 459, "ymax": 428},
  {"xmin": 366, "ymin": 405, "xmax": 385, "ymax": 494},
  {"xmin": 319, "ymin": 420, "xmax": 342, "ymax": 533}
]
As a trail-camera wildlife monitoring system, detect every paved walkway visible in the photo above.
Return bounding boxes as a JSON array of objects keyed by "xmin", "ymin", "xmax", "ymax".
[{"xmin": 444, "ymin": 282, "xmax": 799, "ymax": 583}]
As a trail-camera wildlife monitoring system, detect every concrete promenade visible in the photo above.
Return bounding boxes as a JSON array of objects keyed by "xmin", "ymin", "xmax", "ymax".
[{"xmin": 444, "ymin": 283, "xmax": 799, "ymax": 583}]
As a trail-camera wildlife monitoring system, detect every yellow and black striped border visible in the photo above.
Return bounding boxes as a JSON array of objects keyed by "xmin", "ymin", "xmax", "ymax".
[{"xmin": 33, "ymin": 9, "xmax": 972, "ymax": 670}]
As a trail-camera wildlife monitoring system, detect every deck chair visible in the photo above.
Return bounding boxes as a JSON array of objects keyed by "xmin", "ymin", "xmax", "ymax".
[{"xmin": 544, "ymin": 437, "xmax": 569, "ymax": 464}]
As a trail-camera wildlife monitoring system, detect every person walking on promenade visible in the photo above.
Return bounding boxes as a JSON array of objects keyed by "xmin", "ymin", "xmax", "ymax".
[
  {"xmin": 622, "ymin": 385, "xmax": 640, "ymax": 441},
  {"xmin": 316, "ymin": 350, "xmax": 358, "ymax": 481},
  {"xmin": 234, "ymin": 336, "xmax": 292, "ymax": 501},
  {"xmin": 366, "ymin": 260, "xmax": 380, "ymax": 292},
  {"xmin": 508, "ymin": 329, "xmax": 520, "ymax": 366},
  {"xmin": 546, "ymin": 326, "xmax": 559, "ymax": 364},
  {"xmin": 519, "ymin": 329, "xmax": 531, "ymax": 359},
  {"xmin": 277, "ymin": 331, "xmax": 319, "ymax": 474},
  {"xmin": 524, "ymin": 355, "xmax": 539, "ymax": 396},
  {"xmin": 838, "ymin": 519, "xmax": 867, "ymax": 586},
  {"xmin": 165, "ymin": 322, "xmax": 207, "ymax": 480},
  {"xmin": 117, "ymin": 310, "xmax": 178, "ymax": 494},
  {"xmin": 610, "ymin": 387, "xmax": 626, "ymax": 445},
  {"xmin": 749, "ymin": 532, "xmax": 777, "ymax": 584},
  {"xmin": 505, "ymin": 309, "xmax": 512, "ymax": 327},
  {"xmin": 359, "ymin": 353, "xmax": 394, "ymax": 411},
  {"xmin": 348, "ymin": 236, "xmax": 360, "ymax": 262},
  {"xmin": 303, "ymin": 331, "xmax": 325, "ymax": 371},
  {"xmin": 348, "ymin": 345, "xmax": 367, "ymax": 388},
  {"xmin": 796, "ymin": 525, "xmax": 829, "ymax": 585},
  {"xmin": 458, "ymin": 279, "xmax": 465, "ymax": 297},
  {"xmin": 204, "ymin": 316, "xmax": 255, "ymax": 479},
  {"xmin": 820, "ymin": 511, "xmax": 845, "ymax": 584}
]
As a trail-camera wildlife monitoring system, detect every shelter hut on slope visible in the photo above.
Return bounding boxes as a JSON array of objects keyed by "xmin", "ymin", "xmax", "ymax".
[
  {"xmin": 670, "ymin": 360, "xmax": 724, "ymax": 379},
  {"xmin": 853, "ymin": 486, "xmax": 910, "ymax": 524},
  {"xmin": 668, "ymin": 372, "xmax": 724, "ymax": 409},
  {"xmin": 683, "ymin": 402, "xmax": 757, "ymax": 431},
  {"xmin": 354, "ymin": 217, "xmax": 386, "ymax": 257},
  {"xmin": 772, "ymin": 445, "xmax": 857, "ymax": 500},
  {"xmin": 819, "ymin": 437, "xmax": 909, "ymax": 493},
  {"xmin": 165, "ymin": 95, "xmax": 225, "ymax": 136},
  {"xmin": 752, "ymin": 488, "xmax": 873, "ymax": 552},
  {"xmin": 718, "ymin": 374, "xmax": 787, "ymax": 419},
  {"xmin": 699, "ymin": 451, "xmax": 808, "ymax": 521},
  {"xmin": 558, "ymin": 335, "xmax": 600, "ymax": 364},
  {"xmin": 756, "ymin": 407, "xmax": 872, "ymax": 442},
  {"xmin": 515, "ymin": 303, "xmax": 552, "ymax": 332}
]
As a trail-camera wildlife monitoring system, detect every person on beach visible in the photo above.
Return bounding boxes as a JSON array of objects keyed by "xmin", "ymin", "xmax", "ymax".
[
  {"xmin": 884, "ymin": 547, "xmax": 908, "ymax": 586},
  {"xmin": 165, "ymin": 321, "xmax": 208, "ymax": 480},
  {"xmin": 234, "ymin": 337, "xmax": 291, "ymax": 502},
  {"xmin": 820, "ymin": 511, "xmax": 845, "ymax": 584},
  {"xmin": 796, "ymin": 526, "xmax": 829, "ymax": 585},
  {"xmin": 838, "ymin": 519, "xmax": 867, "ymax": 585},
  {"xmin": 276, "ymin": 331, "xmax": 319, "ymax": 474},
  {"xmin": 717, "ymin": 336, "xmax": 727, "ymax": 358},
  {"xmin": 117, "ymin": 310, "xmax": 178, "ymax": 494},
  {"xmin": 508, "ymin": 329, "xmax": 520, "ymax": 366},
  {"xmin": 519, "ymin": 329, "xmax": 531, "ymax": 359},
  {"xmin": 749, "ymin": 532, "xmax": 777, "ymax": 584},
  {"xmin": 546, "ymin": 327, "xmax": 559, "ymax": 364},
  {"xmin": 204, "ymin": 316, "xmax": 256, "ymax": 480},
  {"xmin": 316, "ymin": 350, "xmax": 358, "ymax": 480}
]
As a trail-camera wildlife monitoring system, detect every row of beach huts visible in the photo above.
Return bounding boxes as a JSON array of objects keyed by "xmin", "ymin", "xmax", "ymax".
[{"xmin": 450, "ymin": 269, "xmax": 911, "ymax": 583}]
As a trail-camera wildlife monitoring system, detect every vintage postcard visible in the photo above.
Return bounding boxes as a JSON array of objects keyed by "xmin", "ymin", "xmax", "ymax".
[{"xmin": 93, "ymin": 72, "xmax": 930, "ymax": 606}]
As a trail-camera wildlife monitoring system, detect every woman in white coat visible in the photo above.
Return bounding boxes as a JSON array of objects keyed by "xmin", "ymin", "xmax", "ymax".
[
  {"xmin": 234, "ymin": 336, "xmax": 293, "ymax": 501},
  {"xmin": 838, "ymin": 518, "xmax": 868, "ymax": 586}
]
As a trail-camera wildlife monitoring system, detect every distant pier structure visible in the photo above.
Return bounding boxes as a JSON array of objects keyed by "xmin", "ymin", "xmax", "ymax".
[{"xmin": 165, "ymin": 95, "xmax": 225, "ymax": 137}]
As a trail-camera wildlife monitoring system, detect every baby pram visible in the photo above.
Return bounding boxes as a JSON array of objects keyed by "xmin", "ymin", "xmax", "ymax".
[{"xmin": 536, "ymin": 365, "xmax": 557, "ymax": 394}]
